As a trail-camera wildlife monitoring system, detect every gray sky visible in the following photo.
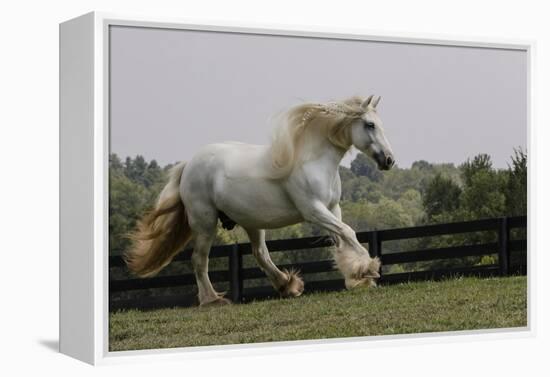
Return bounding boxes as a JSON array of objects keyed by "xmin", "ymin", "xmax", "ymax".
[{"xmin": 110, "ymin": 26, "xmax": 527, "ymax": 169}]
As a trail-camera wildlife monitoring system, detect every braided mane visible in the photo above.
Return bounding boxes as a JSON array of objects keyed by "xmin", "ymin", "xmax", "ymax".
[{"xmin": 269, "ymin": 96, "xmax": 368, "ymax": 179}]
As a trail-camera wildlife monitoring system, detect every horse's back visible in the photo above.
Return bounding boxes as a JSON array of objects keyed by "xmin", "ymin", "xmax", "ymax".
[
  {"xmin": 184, "ymin": 142, "xmax": 271, "ymax": 178},
  {"xmin": 181, "ymin": 142, "xmax": 302, "ymax": 229}
]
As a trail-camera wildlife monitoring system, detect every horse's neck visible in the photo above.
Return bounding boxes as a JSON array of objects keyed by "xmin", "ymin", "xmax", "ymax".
[{"xmin": 300, "ymin": 133, "xmax": 347, "ymax": 177}]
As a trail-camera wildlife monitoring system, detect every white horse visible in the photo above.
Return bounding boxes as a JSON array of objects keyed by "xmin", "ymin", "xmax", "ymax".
[{"xmin": 125, "ymin": 95, "xmax": 395, "ymax": 306}]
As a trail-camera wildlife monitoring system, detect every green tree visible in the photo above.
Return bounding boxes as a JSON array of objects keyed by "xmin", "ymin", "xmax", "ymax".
[
  {"xmin": 422, "ymin": 173, "xmax": 462, "ymax": 221},
  {"xmin": 110, "ymin": 153, "xmax": 124, "ymax": 171},
  {"xmin": 457, "ymin": 154, "xmax": 506, "ymax": 220},
  {"xmin": 124, "ymin": 155, "xmax": 147, "ymax": 183},
  {"xmin": 461, "ymin": 153, "xmax": 492, "ymax": 187},
  {"xmin": 109, "ymin": 170, "xmax": 151, "ymax": 254},
  {"xmin": 411, "ymin": 160, "xmax": 433, "ymax": 171},
  {"xmin": 459, "ymin": 170, "xmax": 506, "ymax": 220},
  {"xmin": 505, "ymin": 148, "xmax": 527, "ymax": 216},
  {"xmin": 398, "ymin": 189, "xmax": 425, "ymax": 225},
  {"xmin": 350, "ymin": 153, "xmax": 383, "ymax": 182}
]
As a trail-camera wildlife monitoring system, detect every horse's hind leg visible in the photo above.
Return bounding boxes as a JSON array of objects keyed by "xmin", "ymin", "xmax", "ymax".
[
  {"xmin": 245, "ymin": 228, "xmax": 304, "ymax": 297},
  {"xmin": 192, "ymin": 232, "xmax": 231, "ymax": 306},
  {"xmin": 186, "ymin": 201, "xmax": 230, "ymax": 306}
]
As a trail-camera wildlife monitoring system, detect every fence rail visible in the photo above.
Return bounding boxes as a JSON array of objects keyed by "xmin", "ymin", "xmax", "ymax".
[{"xmin": 109, "ymin": 216, "xmax": 527, "ymax": 311}]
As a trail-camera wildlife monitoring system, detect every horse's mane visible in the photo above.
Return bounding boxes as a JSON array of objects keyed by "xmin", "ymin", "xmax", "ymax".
[{"xmin": 269, "ymin": 96, "xmax": 367, "ymax": 179}]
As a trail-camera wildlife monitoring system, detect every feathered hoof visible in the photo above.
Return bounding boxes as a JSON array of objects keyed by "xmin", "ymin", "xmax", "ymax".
[
  {"xmin": 333, "ymin": 251, "xmax": 381, "ymax": 290},
  {"xmin": 345, "ymin": 277, "xmax": 378, "ymax": 290},
  {"xmin": 278, "ymin": 269, "xmax": 304, "ymax": 298},
  {"xmin": 199, "ymin": 296, "xmax": 232, "ymax": 307},
  {"xmin": 352, "ymin": 256, "xmax": 381, "ymax": 280}
]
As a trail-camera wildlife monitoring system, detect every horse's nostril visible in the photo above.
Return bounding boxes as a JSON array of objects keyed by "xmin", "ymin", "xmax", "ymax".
[{"xmin": 386, "ymin": 156, "xmax": 394, "ymax": 166}]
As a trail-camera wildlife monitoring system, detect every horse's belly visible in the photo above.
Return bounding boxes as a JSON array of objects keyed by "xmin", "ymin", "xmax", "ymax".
[
  {"xmin": 234, "ymin": 209, "xmax": 303, "ymax": 229},
  {"xmin": 215, "ymin": 177, "xmax": 303, "ymax": 229}
]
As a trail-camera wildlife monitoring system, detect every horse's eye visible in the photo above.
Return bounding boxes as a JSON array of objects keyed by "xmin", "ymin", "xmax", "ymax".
[{"xmin": 365, "ymin": 122, "xmax": 375, "ymax": 129}]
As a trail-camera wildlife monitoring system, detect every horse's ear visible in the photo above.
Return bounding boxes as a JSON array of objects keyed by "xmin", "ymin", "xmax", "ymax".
[
  {"xmin": 361, "ymin": 95, "xmax": 374, "ymax": 109},
  {"xmin": 373, "ymin": 96, "xmax": 381, "ymax": 108}
]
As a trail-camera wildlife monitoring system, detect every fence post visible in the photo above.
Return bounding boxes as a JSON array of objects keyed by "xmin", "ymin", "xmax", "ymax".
[
  {"xmin": 229, "ymin": 243, "xmax": 243, "ymax": 303},
  {"xmin": 498, "ymin": 217, "xmax": 510, "ymax": 276},
  {"xmin": 369, "ymin": 230, "xmax": 382, "ymax": 279}
]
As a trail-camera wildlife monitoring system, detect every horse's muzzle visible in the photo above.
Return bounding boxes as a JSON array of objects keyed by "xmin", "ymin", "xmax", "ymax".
[{"xmin": 375, "ymin": 152, "xmax": 395, "ymax": 171}]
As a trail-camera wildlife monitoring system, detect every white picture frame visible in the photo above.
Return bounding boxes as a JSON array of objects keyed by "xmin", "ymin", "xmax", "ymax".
[{"xmin": 59, "ymin": 11, "xmax": 534, "ymax": 365}]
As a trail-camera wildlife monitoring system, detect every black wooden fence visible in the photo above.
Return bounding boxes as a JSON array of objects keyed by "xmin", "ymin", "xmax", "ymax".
[{"xmin": 109, "ymin": 216, "xmax": 527, "ymax": 311}]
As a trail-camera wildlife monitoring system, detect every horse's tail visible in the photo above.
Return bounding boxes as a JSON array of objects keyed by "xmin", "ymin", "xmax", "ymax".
[{"xmin": 124, "ymin": 161, "xmax": 192, "ymax": 277}]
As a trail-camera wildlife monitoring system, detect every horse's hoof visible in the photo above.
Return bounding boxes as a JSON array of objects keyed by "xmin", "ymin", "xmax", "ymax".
[
  {"xmin": 345, "ymin": 277, "xmax": 377, "ymax": 290},
  {"xmin": 350, "ymin": 256, "xmax": 381, "ymax": 280},
  {"xmin": 200, "ymin": 297, "xmax": 232, "ymax": 307},
  {"xmin": 279, "ymin": 269, "xmax": 304, "ymax": 298}
]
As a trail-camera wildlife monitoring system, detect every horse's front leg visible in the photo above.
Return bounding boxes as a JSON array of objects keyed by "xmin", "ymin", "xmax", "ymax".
[
  {"xmin": 245, "ymin": 228, "xmax": 304, "ymax": 297},
  {"xmin": 299, "ymin": 201, "xmax": 381, "ymax": 288}
]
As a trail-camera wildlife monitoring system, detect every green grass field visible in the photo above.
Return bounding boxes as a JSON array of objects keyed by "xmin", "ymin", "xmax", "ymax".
[{"xmin": 109, "ymin": 276, "xmax": 527, "ymax": 352}]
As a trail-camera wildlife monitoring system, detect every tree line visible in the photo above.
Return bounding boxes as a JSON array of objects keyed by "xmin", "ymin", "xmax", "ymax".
[{"xmin": 109, "ymin": 149, "xmax": 526, "ymax": 276}]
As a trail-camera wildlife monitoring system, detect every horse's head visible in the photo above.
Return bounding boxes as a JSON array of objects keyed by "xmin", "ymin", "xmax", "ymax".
[{"xmin": 350, "ymin": 95, "xmax": 395, "ymax": 171}]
